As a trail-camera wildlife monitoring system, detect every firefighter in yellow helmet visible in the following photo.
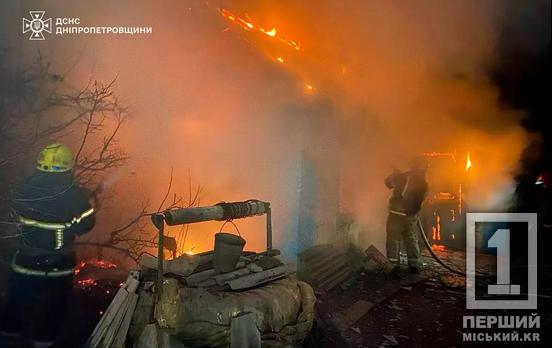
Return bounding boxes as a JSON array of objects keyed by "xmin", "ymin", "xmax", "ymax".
[{"xmin": 0, "ymin": 144, "xmax": 95, "ymax": 347}]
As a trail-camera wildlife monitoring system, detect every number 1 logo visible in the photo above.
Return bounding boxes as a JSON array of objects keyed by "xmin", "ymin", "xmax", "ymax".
[
  {"xmin": 466, "ymin": 213, "xmax": 537, "ymax": 309},
  {"xmin": 487, "ymin": 228, "xmax": 520, "ymax": 295}
]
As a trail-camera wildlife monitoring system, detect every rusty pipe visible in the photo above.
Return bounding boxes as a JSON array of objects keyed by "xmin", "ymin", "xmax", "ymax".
[{"xmin": 164, "ymin": 200, "xmax": 268, "ymax": 226}]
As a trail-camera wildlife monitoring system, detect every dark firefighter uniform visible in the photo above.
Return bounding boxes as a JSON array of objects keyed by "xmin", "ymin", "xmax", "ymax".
[
  {"xmin": 0, "ymin": 144, "xmax": 95, "ymax": 345},
  {"xmin": 385, "ymin": 161, "xmax": 428, "ymax": 272}
]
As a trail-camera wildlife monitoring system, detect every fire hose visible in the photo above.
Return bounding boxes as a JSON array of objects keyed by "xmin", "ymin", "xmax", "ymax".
[{"xmin": 416, "ymin": 218, "xmax": 466, "ymax": 277}]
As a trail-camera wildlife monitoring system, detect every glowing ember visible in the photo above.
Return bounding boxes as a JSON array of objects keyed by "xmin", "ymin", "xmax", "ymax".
[
  {"xmin": 76, "ymin": 278, "xmax": 97, "ymax": 287},
  {"xmin": 435, "ymin": 192, "xmax": 455, "ymax": 200},
  {"xmin": 74, "ymin": 261, "xmax": 86, "ymax": 275},
  {"xmin": 220, "ymin": 8, "xmax": 301, "ymax": 51},
  {"xmin": 87, "ymin": 259, "xmax": 118, "ymax": 269},
  {"xmin": 276, "ymin": 56, "xmax": 285, "ymax": 63},
  {"xmin": 421, "ymin": 151, "xmax": 456, "ymax": 158},
  {"xmin": 432, "ymin": 244, "xmax": 446, "ymax": 252},
  {"xmin": 304, "ymin": 84, "xmax": 314, "ymax": 93},
  {"xmin": 465, "ymin": 152, "xmax": 472, "ymax": 172}
]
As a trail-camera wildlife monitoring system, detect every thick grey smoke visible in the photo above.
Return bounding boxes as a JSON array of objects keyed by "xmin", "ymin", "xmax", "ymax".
[{"xmin": 0, "ymin": 0, "xmax": 533, "ymax": 255}]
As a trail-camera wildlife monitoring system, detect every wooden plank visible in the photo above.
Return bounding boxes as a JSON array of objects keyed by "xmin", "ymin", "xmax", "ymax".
[
  {"xmin": 213, "ymin": 267, "xmax": 251, "ymax": 285},
  {"xmin": 87, "ymin": 272, "xmax": 140, "ymax": 348},
  {"xmin": 308, "ymin": 258, "xmax": 349, "ymax": 282},
  {"xmin": 319, "ymin": 268, "xmax": 353, "ymax": 290},
  {"xmin": 365, "ymin": 245, "xmax": 392, "ymax": 268},
  {"xmin": 125, "ymin": 271, "xmax": 140, "ymax": 292},
  {"xmin": 300, "ymin": 250, "xmax": 340, "ymax": 271},
  {"xmin": 88, "ymin": 287, "xmax": 130, "ymax": 348},
  {"xmin": 128, "ymin": 289, "xmax": 155, "ymax": 340},
  {"xmin": 112, "ymin": 293, "xmax": 139, "ymax": 348},
  {"xmin": 102, "ymin": 294, "xmax": 132, "ymax": 347},
  {"xmin": 185, "ymin": 261, "xmax": 245, "ymax": 286},
  {"xmin": 227, "ymin": 264, "xmax": 291, "ymax": 290}
]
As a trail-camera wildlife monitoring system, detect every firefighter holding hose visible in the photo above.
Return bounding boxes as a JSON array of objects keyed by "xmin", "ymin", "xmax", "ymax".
[
  {"xmin": 0, "ymin": 144, "xmax": 95, "ymax": 347},
  {"xmin": 385, "ymin": 157, "xmax": 428, "ymax": 274}
]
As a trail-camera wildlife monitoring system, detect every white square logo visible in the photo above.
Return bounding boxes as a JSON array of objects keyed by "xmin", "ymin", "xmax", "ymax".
[{"xmin": 466, "ymin": 213, "xmax": 537, "ymax": 309}]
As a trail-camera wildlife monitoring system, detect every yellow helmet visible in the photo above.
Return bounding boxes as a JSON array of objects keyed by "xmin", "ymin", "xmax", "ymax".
[{"xmin": 36, "ymin": 143, "xmax": 75, "ymax": 173}]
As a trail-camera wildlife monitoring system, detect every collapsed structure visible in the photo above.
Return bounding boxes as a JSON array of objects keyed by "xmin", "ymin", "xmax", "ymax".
[{"xmin": 86, "ymin": 200, "xmax": 316, "ymax": 348}]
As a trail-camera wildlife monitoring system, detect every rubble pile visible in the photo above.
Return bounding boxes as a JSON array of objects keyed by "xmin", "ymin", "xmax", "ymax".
[{"xmin": 87, "ymin": 250, "xmax": 316, "ymax": 348}]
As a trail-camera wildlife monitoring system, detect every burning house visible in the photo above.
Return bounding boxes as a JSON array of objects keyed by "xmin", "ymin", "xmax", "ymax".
[
  {"xmin": 421, "ymin": 150, "xmax": 474, "ymax": 250},
  {"xmin": 0, "ymin": 0, "xmax": 549, "ymax": 347}
]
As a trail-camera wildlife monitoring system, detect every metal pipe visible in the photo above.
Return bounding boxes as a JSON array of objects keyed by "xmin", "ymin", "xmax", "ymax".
[
  {"xmin": 165, "ymin": 206, "xmax": 225, "ymax": 225},
  {"xmin": 152, "ymin": 213, "xmax": 165, "ymax": 299},
  {"xmin": 164, "ymin": 200, "xmax": 268, "ymax": 226}
]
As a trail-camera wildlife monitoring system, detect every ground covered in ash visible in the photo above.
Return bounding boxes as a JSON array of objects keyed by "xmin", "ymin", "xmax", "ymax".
[
  {"xmin": 307, "ymin": 249, "xmax": 552, "ymax": 348},
  {"xmin": 1, "ymin": 249, "xmax": 550, "ymax": 347}
]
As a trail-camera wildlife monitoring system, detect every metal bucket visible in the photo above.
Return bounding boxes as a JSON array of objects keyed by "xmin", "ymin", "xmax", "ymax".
[{"xmin": 213, "ymin": 232, "xmax": 246, "ymax": 273}]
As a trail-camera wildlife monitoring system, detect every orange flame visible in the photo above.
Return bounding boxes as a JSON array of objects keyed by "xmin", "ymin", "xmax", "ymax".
[
  {"xmin": 74, "ymin": 261, "xmax": 86, "ymax": 275},
  {"xmin": 465, "ymin": 152, "xmax": 472, "ymax": 172},
  {"xmin": 262, "ymin": 27, "xmax": 277, "ymax": 37},
  {"xmin": 220, "ymin": 9, "xmax": 301, "ymax": 51}
]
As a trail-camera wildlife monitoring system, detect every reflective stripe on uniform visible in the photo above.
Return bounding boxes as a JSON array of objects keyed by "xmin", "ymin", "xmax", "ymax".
[
  {"xmin": 11, "ymin": 253, "xmax": 74, "ymax": 277},
  {"xmin": 71, "ymin": 208, "xmax": 94, "ymax": 224},
  {"xmin": 18, "ymin": 208, "xmax": 95, "ymax": 230},
  {"xmin": 401, "ymin": 174, "xmax": 410, "ymax": 197},
  {"xmin": 389, "ymin": 209, "xmax": 407, "ymax": 216},
  {"xmin": 19, "ymin": 216, "xmax": 68, "ymax": 230},
  {"xmin": 18, "ymin": 208, "xmax": 94, "ymax": 249}
]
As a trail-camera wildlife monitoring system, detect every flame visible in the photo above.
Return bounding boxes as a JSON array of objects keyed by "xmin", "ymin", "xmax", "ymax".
[
  {"xmin": 432, "ymin": 244, "xmax": 446, "ymax": 252},
  {"xmin": 74, "ymin": 260, "xmax": 86, "ymax": 275},
  {"xmin": 465, "ymin": 152, "xmax": 472, "ymax": 172},
  {"xmin": 432, "ymin": 213, "xmax": 441, "ymax": 241},
  {"xmin": 276, "ymin": 56, "xmax": 285, "ymax": 63},
  {"xmin": 304, "ymin": 83, "xmax": 314, "ymax": 93},
  {"xmin": 220, "ymin": 8, "xmax": 301, "ymax": 51},
  {"xmin": 89, "ymin": 259, "xmax": 117, "ymax": 269},
  {"xmin": 262, "ymin": 27, "xmax": 277, "ymax": 37}
]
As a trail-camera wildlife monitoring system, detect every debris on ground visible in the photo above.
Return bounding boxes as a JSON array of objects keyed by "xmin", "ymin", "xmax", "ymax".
[
  {"xmin": 86, "ymin": 271, "xmax": 140, "ymax": 348},
  {"xmin": 363, "ymin": 245, "xmax": 395, "ymax": 273},
  {"xmin": 86, "ymin": 249, "xmax": 314, "ymax": 347},
  {"xmin": 298, "ymin": 244, "xmax": 354, "ymax": 291},
  {"xmin": 331, "ymin": 299, "xmax": 374, "ymax": 332}
]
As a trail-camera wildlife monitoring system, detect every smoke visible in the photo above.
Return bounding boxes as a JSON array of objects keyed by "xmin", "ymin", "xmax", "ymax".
[{"xmin": 0, "ymin": 0, "xmax": 536, "ymax": 254}]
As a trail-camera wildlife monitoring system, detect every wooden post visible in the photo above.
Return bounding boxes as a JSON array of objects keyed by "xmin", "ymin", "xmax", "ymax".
[
  {"xmin": 152, "ymin": 213, "xmax": 165, "ymax": 300},
  {"xmin": 266, "ymin": 203, "xmax": 272, "ymax": 251}
]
